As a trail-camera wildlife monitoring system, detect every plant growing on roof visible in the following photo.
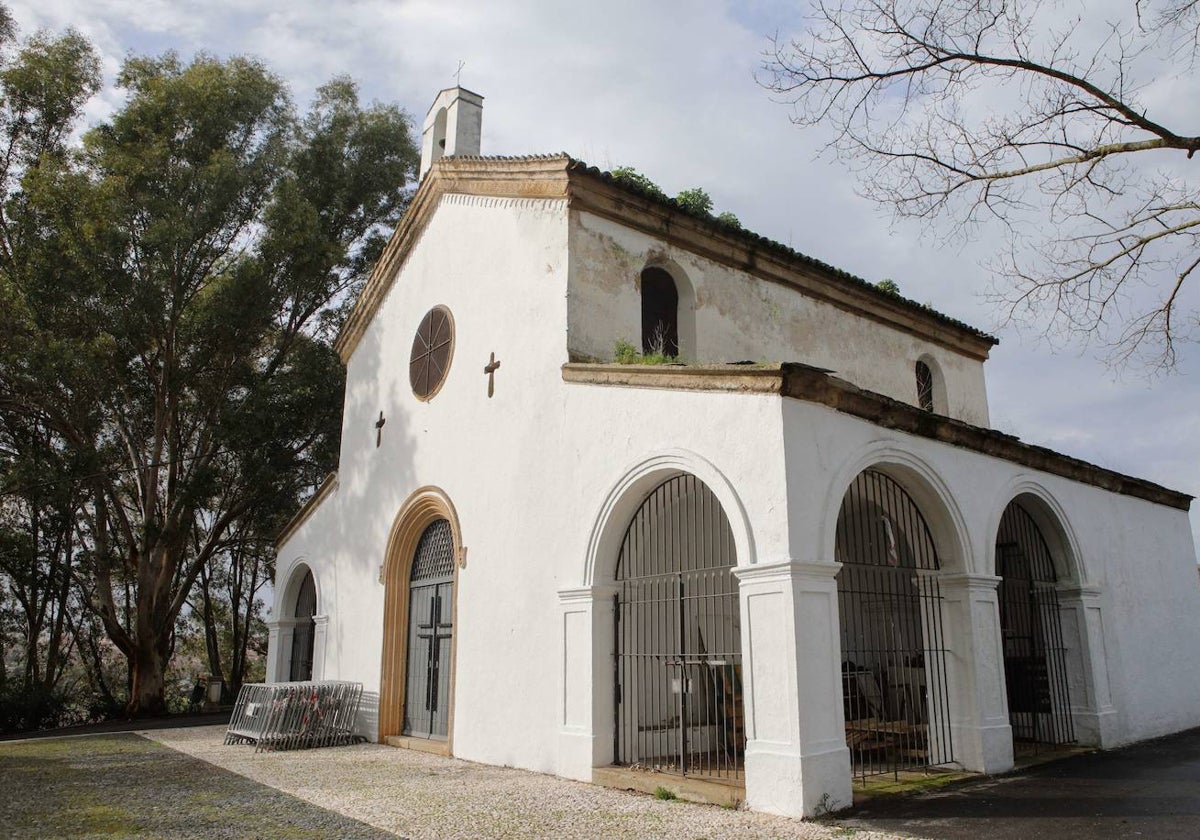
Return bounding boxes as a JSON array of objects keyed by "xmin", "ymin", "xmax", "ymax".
[{"xmin": 610, "ymin": 166, "xmax": 740, "ymax": 228}]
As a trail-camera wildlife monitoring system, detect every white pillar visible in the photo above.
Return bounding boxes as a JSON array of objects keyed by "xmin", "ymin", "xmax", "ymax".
[
  {"xmin": 268, "ymin": 618, "xmax": 304, "ymax": 682},
  {"xmin": 937, "ymin": 573, "xmax": 1014, "ymax": 773},
  {"xmin": 556, "ymin": 585, "xmax": 617, "ymax": 781},
  {"xmin": 266, "ymin": 619, "xmax": 285, "ymax": 683},
  {"xmin": 1057, "ymin": 585, "xmax": 1117, "ymax": 747},
  {"xmin": 734, "ymin": 560, "xmax": 852, "ymax": 818},
  {"xmin": 312, "ymin": 614, "xmax": 330, "ymax": 681}
]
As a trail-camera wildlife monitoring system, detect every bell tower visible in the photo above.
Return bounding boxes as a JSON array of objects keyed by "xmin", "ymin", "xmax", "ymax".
[{"xmin": 419, "ymin": 87, "xmax": 484, "ymax": 179}]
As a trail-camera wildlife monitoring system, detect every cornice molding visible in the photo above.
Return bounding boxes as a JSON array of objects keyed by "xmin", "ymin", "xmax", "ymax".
[{"xmin": 562, "ymin": 362, "xmax": 1192, "ymax": 512}]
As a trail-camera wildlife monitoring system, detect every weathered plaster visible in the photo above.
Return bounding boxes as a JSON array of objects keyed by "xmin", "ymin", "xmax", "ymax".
[{"xmin": 567, "ymin": 209, "xmax": 992, "ymax": 424}]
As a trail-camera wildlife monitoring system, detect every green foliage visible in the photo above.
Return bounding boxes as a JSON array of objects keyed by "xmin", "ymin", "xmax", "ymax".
[
  {"xmin": 613, "ymin": 338, "xmax": 640, "ymax": 364},
  {"xmin": 0, "ymin": 682, "xmax": 68, "ymax": 732},
  {"xmin": 610, "ymin": 165, "xmax": 743, "ymax": 232},
  {"xmin": 675, "ymin": 187, "xmax": 713, "ymax": 216},
  {"xmin": 610, "ymin": 166, "xmax": 669, "ymax": 201},
  {"xmin": 653, "ymin": 786, "xmax": 678, "ymax": 801},
  {"xmin": 0, "ymin": 20, "xmax": 419, "ymax": 716},
  {"xmin": 613, "ymin": 338, "xmax": 678, "ymax": 365},
  {"xmin": 876, "ymin": 279, "xmax": 900, "ymax": 295}
]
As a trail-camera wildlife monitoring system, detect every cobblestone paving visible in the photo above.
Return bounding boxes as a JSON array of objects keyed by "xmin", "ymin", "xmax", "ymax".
[{"xmin": 151, "ymin": 725, "xmax": 910, "ymax": 840}]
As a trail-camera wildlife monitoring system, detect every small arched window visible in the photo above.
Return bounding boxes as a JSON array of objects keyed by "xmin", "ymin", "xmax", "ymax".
[
  {"xmin": 641, "ymin": 267, "xmax": 679, "ymax": 356},
  {"xmin": 915, "ymin": 360, "xmax": 935, "ymax": 412}
]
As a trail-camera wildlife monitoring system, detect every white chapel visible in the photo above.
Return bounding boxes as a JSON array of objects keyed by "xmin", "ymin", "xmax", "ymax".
[{"xmin": 266, "ymin": 87, "xmax": 1200, "ymax": 818}]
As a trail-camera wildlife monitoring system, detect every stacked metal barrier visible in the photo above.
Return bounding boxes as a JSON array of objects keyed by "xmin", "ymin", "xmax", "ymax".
[{"xmin": 225, "ymin": 681, "xmax": 363, "ymax": 752}]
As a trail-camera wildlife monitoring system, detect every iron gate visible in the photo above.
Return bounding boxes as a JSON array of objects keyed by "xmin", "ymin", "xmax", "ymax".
[
  {"xmin": 996, "ymin": 502, "xmax": 1075, "ymax": 753},
  {"xmin": 290, "ymin": 569, "xmax": 317, "ymax": 682},
  {"xmin": 614, "ymin": 474, "xmax": 744, "ymax": 780},
  {"xmin": 403, "ymin": 518, "xmax": 454, "ymax": 740},
  {"xmin": 836, "ymin": 469, "xmax": 955, "ymax": 779}
]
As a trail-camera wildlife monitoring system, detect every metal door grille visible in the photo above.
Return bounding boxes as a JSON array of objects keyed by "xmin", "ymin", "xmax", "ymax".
[
  {"xmin": 836, "ymin": 469, "xmax": 955, "ymax": 780},
  {"xmin": 404, "ymin": 519, "xmax": 454, "ymax": 739},
  {"xmin": 614, "ymin": 474, "xmax": 744, "ymax": 781},
  {"xmin": 996, "ymin": 502, "xmax": 1075, "ymax": 753},
  {"xmin": 290, "ymin": 570, "xmax": 317, "ymax": 682}
]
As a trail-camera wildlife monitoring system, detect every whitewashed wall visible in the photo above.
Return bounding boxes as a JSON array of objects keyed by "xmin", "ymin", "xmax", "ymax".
[
  {"xmin": 274, "ymin": 192, "xmax": 1200, "ymax": 819},
  {"xmin": 274, "ymin": 193, "xmax": 792, "ymax": 776},
  {"xmin": 567, "ymin": 209, "xmax": 991, "ymax": 426},
  {"xmin": 780, "ymin": 397, "xmax": 1200, "ymax": 767}
]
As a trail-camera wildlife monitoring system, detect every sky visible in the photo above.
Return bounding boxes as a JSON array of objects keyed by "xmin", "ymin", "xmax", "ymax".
[{"xmin": 10, "ymin": 0, "xmax": 1200, "ymax": 555}]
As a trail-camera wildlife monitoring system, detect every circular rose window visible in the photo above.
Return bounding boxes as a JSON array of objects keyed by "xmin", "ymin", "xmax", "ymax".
[{"xmin": 409, "ymin": 305, "xmax": 455, "ymax": 400}]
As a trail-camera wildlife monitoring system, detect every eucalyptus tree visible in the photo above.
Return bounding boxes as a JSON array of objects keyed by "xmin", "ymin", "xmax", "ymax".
[
  {"xmin": 761, "ymin": 0, "xmax": 1200, "ymax": 368},
  {"xmin": 0, "ymin": 28, "xmax": 418, "ymax": 713}
]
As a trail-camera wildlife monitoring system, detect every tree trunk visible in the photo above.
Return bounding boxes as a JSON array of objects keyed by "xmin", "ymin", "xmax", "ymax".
[
  {"xmin": 127, "ymin": 636, "xmax": 170, "ymax": 717},
  {"xmin": 198, "ymin": 563, "xmax": 225, "ymax": 685}
]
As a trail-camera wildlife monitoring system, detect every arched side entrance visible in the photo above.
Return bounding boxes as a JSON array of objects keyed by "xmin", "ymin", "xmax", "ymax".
[
  {"xmin": 290, "ymin": 569, "xmax": 318, "ymax": 681},
  {"xmin": 379, "ymin": 487, "xmax": 463, "ymax": 747},
  {"xmin": 835, "ymin": 469, "xmax": 955, "ymax": 779},
  {"xmin": 613, "ymin": 473, "xmax": 745, "ymax": 781},
  {"xmin": 996, "ymin": 499, "xmax": 1076, "ymax": 754}
]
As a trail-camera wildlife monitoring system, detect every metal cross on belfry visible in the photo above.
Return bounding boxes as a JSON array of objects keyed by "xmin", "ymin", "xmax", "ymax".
[
  {"xmin": 454, "ymin": 60, "xmax": 465, "ymax": 86},
  {"xmin": 375, "ymin": 411, "xmax": 386, "ymax": 447},
  {"xmin": 484, "ymin": 352, "xmax": 501, "ymax": 398}
]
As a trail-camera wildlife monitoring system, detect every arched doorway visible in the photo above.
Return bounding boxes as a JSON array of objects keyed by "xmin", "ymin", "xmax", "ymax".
[
  {"xmin": 379, "ymin": 487, "xmax": 463, "ymax": 746},
  {"xmin": 613, "ymin": 473, "xmax": 744, "ymax": 781},
  {"xmin": 996, "ymin": 499, "xmax": 1075, "ymax": 754},
  {"xmin": 835, "ymin": 468, "xmax": 955, "ymax": 779},
  {"xmin": 402, "ymin": 519, "xmax": 455, "ymax": 739},
  {"xmin": 289, "ymin": 569, "xmax": 318, "ymax": 681}
]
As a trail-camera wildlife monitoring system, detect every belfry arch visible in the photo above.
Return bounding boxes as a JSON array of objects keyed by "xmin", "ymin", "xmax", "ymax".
[{"xmin": 379, "ymin": 487, "xmax": 464, "ymax": 749}]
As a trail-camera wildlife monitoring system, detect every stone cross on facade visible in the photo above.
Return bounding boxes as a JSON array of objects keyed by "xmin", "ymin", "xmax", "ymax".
[
  {"xmin": 484, "ymin": 352, "xmax": 501, "ymax": 398},
  {"xmin": 375, "ymin": 411, "xmax": 386, "ymax": 447}
]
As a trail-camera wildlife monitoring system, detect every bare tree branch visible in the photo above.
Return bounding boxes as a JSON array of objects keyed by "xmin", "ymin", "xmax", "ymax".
[{"xmin": 761, "ymin": 0, "xmax": 1200, "ymax": 368}]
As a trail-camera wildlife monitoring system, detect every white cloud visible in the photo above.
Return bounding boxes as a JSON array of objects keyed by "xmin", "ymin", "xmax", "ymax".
[{"xmin": 8, "ymin": 0, "xmax": 1200, "ymax": 553}]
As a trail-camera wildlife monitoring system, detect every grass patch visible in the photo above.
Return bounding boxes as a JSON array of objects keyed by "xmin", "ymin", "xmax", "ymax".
[
  {"xmin": 852, "ymin": 768, "xmax": 973, "ymax": 803},
  {"xmin": 0, "ymin": 733, "xmax": 389, "ymax": 839},
  {"xmin": 613, "ymin": 338, "xmax": 680, "ymax": 365},
  {"xmin": 653, "ymin": 785, "xmax": 679, "ymax": 801}
]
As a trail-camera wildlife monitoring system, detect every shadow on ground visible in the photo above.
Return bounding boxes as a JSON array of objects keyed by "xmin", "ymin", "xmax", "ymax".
[
  {"xmin": 0, "ymin": 711, "xmax": 232, "ymax": 743},
  {"xmin": 839, "ymin": 727, "xmax": 1200, "ymax": 840},
  {"xmin": 0, "ymin": 733, "xmax": 395, "ymax": 839}
]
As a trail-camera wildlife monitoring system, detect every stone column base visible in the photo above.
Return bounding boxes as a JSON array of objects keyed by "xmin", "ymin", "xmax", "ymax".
[{"xmin": 745, "ymin": 742, "xmax": 852, "ymax": 818}]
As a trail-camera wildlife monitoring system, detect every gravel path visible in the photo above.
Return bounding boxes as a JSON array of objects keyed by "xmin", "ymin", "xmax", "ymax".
[
  {"xmin": 150, "ymin": 725, "xmax": 911, "ymax": 840},
  {"xmin": 0, "ymin": 732, "xmax": 392, "ymax": 839}
]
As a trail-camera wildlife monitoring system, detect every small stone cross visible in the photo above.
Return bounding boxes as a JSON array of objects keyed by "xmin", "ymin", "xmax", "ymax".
[
  {"xmin": 375, "ymin": 411, "xmax": 386, "ymax": 447},
  {"xmin": 484, "ymin": 352, "xmax": 501, "ymax": 398}
]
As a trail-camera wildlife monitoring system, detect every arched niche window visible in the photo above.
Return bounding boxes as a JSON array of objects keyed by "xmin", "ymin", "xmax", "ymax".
[
  {"xmin": 640, "ymin": 267, "xmax": 679, "ymax": 357},
  {"xmin": 916, "ymin": 356, "xmax": 947, "ymax": 414},
  {"xmin": 915, "ymin": 361, "xmax": 935, "ymax": 412}
]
